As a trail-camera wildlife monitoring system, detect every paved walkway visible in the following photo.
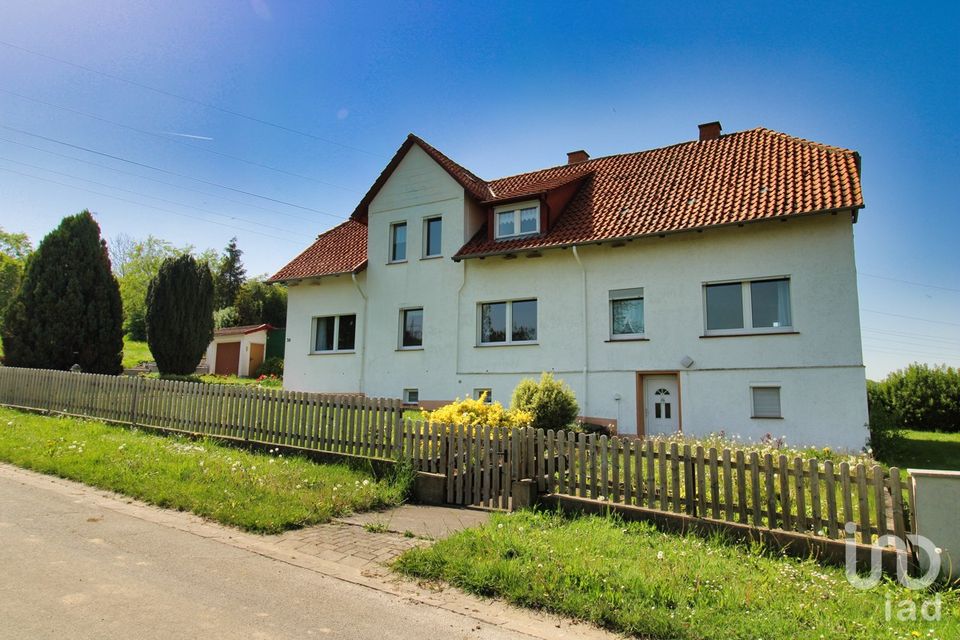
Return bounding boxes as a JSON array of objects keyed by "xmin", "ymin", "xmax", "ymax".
[{"xmin": 0, "ymin": 463, "xmax": 614, "ymax": 639}]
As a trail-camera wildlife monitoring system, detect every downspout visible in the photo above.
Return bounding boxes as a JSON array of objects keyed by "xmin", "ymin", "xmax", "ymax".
[
  {"xmin": 571, "ymin": 246, "xmax": 589, "ymax": 419},
  {"xmin": 455, "ymin": 259, "xmax": 468, "ymax": 375},
  {"xmin": 351, "ymin": 272, "xmax": 368, "ymax": 394}
]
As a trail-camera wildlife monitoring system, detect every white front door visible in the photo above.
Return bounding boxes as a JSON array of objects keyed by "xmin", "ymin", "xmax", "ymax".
[{"xmin": 643, "ymin": 375, "xmax": 680, "ymax": 434}]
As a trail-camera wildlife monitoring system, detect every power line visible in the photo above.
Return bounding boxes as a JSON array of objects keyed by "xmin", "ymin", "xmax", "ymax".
[
  {"xmin": 861, "ymin": 336, "xmax": 960, "ymax": 357},
  {"xmin": 861, "ymin": 309, "xmax": 960, "ymax": 327},
  {"xmin": 859, "ymin": 272, "xmax": 960, "ymax": 293},
  {"xmin": 1, "ymin": 88, "xmax": 360, "ymax": 193},
  {"xmin": 0, "ymin": 136, "xmax": 329, "ymax": 225},
  {"xmin": 0, "ymin": 155, "xmax": 305, "ymax": 237},
  {"xmin": 0, "ymin": 165, "xmax": 303, "ymax": 245},
  {"xmin": 861, "ymin": 327, "xmax": 960, "ymax": 346},
  {"xmin": 0, "ymin": 124, "xmax": 344, "ymax": 219},
  {"xmin": 0, "ymin": 39, "xmax": 381, "ymax": 157}
]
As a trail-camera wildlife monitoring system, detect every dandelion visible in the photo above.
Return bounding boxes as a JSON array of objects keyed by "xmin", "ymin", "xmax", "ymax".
[{"xmin": 497, "ymin": 523, "xmax": 504, "ymax": 529}]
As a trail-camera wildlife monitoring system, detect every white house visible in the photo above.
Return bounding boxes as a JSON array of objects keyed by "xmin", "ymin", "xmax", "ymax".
[{"xmin": 269, "ymin": 122, "xmax": 870, "ymax": 450}]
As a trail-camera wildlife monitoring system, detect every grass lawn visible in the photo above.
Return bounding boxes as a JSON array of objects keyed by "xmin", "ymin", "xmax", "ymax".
[
  {"xmin": 396, "ymin": 510, "xmax": 960, "ymax": 640},
  {"xmin": 0, "ymin": 407, "xmax": 409, "ymax": 533},
  {"xmin": 887, "ymin": 430, "xmax": 960, "ymax": 472},
  {"xmin": 122, "ymin": 337, "xmax": 152, "ymax": 369}
]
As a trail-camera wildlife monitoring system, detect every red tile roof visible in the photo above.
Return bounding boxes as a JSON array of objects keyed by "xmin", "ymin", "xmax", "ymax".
[
  {"xmin": 268, "ymin": 219, "xmax": 367, "ymax": 281},
  {"xmin": 270, "ymin": 126, "xmax": 863, "ymax": 280},
  {"xmin": 456, "ymin": 127, "xmax": 863, "ymax": 258},
  {"xmin": 215, "ymin": 324, "xmax": 275, "ymax": 336}
]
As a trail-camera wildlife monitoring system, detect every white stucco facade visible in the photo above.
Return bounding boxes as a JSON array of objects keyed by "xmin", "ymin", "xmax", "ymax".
[{"xmin": 281, "ymin": 144, "xmax": 870, "ymax": 450}]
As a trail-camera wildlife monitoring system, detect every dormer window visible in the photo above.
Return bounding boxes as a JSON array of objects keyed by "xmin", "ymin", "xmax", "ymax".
[{"xmin": 494, "ymin": 201, "xmax": 540, "ymax": 240}]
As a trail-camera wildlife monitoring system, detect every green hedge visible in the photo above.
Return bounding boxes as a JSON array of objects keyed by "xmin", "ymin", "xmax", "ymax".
[{"xmin": 869, "ymin": 363, "xmax": 960, "ymax": 434}]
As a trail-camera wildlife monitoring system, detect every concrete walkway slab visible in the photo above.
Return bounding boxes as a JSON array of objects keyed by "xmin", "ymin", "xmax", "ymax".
[{"xmin": 335, "ymin": 503, "xmax": 492, "ymax": 539}]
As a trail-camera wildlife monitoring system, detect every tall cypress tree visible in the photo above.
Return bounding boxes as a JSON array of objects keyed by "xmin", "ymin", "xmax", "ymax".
[
  {"xmin": 1, "ymin": 211, "xmax": 123, "ymax": 373},
  {"xmin": 146, "ymin": 254, "xmax": 214, "ymax": 375},
  {"xmin": 214, "ymin": 236, "xmax": 245, "ymax": 309}
]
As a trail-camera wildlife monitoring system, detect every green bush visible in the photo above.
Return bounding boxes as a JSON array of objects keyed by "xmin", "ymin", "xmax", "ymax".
[
  {"xmin": 146, "ymin": 254, "xmax": 214, "ymax": 375},
  {"xmin": 866, "ymin": 379, "xmax": 903, "ymax": 460},
  {"xmin": 255, "ymin": 356, "xmax": 284, "ymax": 378},
  {"xmin": 214, "ymin": 306, "xmax": 240, "ymax": 329},
  {"xmin": 875, "ymin": 364, "xmax": 960, "ymax": 433},
  {"xmin": 510, "ymin": 372, "xmax": 579, "ymax": 430},
  {"xmin": 1, "ymin": 211, "xmax": 123, "ymax": 373}
]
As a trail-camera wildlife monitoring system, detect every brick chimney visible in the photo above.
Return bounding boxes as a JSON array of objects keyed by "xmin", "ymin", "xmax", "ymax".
[
  {"xmin": 698, "ymin": 121, "xmax": 722, "ymax": 141},
  {"xmin": 567, "ymin": 150, "xmax": 589, "ymax": 164}
]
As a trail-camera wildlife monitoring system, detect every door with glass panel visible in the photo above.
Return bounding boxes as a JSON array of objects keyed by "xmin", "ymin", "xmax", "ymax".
[{"xmin": 642, "ymin": 375, "xmax": 680, "ymax": 435}]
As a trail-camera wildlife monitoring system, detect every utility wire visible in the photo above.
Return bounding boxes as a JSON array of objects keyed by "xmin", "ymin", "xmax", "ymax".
[
  {"xmin": 1, "ymin": 88, "xmax": 360, "ymax": 193},
  {"xmin": 861, "ymin": 309, "xmax": 960, "ymax": 327},
  {"xmin": 0, "ymin": 124, "xmax": 343, "ymax": 218},
  {"xmin": 0, "ymin": 39, "xmax": 380, "ymax": 157},
  {"xmin": 0, "ymin": 156, "xmax": 304, "ymax": 237},
  {"xmin": 859, "ymin": 272, "xmax": 960, "ymax": 293},
  {"xmin": 0, "ymin": 165, "xmax": 302, "ymax": 245},
  {"xmin": 861, "ymin": 327, "xmax": 960, "ymax": 346},
  {"xmin": 0, "ymin": 136, "xmax": 330, "ymax": 225}
]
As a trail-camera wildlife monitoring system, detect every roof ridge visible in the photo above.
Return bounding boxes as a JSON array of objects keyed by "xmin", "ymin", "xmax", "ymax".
[
  {"xmin": 751, "ymin": 127, "xmax": 857, "ymax": 155},
  {"xmin": 408, "ymin": 134, "xmax": 489, "ymax": 187}
]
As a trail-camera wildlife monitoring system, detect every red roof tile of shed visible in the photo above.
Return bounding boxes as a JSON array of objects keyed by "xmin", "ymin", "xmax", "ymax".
[{"xmin": 270, "ymin": 126, "xmax": 863, "ymax": 280}]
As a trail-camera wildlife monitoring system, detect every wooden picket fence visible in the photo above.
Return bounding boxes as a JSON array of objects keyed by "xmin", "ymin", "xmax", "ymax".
[
  {"xmin": 0, "ymin": 367, "xmax": 407, "ymax": 458},
  {"xmin": 0, "ymin": 367, "xmax": 913, "ymax": 544}
]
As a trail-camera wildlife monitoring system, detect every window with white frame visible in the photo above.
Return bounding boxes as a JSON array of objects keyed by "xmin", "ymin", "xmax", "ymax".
[
  {"xmin": 609, "ymin": 288, "xmax": 644, "ymax": 338},
  {"xmin": 312, "ymin": 314, "xmax": 356, "ymax": 352},
  {"xmin": 474, "ymin": 388, "xmax": 493, "ymax": 403},
  {"xmin": 751, "ymin": 386, "xmax": 782, "ymax": 418},
  {"xmin": 479, "ymin": 299, "xmax": 537, "ymax": 345},
  {"xmin": 423, "ymin": 217, "xmax": 442, "ymax": 258},
  {"xmin": 704, "ymin": 277, "xmax": 792, "ymax": 335},
  {"xmin": 403, "ymin": 388, "xmax": 419, "ymax": 404},
  {"xmin": 389, "ymin": 221, "xmax": 407, "ymax": 262},
  {"xmin": 399, "ymin": 308, "xmax": 423, "ymax": 348},
  {"xmin": 494, "ymin": 202, "xmax": 540, "ymax": 240}
]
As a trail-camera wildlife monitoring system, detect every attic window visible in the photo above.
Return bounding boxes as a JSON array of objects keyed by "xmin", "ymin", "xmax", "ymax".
[{"xmin": 494, "ymin": 201, "xmax": 540, "ymax": 240}]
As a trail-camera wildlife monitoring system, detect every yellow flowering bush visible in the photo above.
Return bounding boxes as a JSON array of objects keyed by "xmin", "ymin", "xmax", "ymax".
[{"xmin": 420, "ymin": 392, "xmax": 532, "ymax": 432}]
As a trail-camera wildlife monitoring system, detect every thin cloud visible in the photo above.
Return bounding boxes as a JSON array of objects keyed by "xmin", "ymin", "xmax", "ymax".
[{"xmin": 162, "ymin": 132, "xmax": 214, "ymax": 141}]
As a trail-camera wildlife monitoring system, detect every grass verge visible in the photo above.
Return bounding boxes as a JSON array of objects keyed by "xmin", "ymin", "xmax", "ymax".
[
  {"xmin": 888, "ymin": 430, "xmax": 960, "ymax": 472},
  {"xmin": 395, "ymin": 510, "xmax": 960, "ymax": 639},
  {"xmin": 122, "ymin": 337, "xmax": 152, "ymax": 369},
  {"xmin": 0, "ymin": 407, "xmax": 409, "ymax": 533}
]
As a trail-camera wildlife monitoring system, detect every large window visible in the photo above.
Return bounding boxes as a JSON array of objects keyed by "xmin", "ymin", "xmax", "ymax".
[
  {"xmin": 479, "ymin": 299, "xmax": 537, "ymax": 345},
  {"xmin": 609, "ymin": 288, "xmax": 644, "ymax": 338},
  {"xmin": 424, "ymin": 217, "xmax": 442, "ymax": 258},
  {"xmin": 751, "ymin": 386, "xmax": 782, "ymax": 418},
  {"xmin": 400, "ymin": 308, "xmax": 423, "ymax": 348},
  {"xmin": 313, "ymin": 314, "xmax": 356, "ymax": 352},
  {"xmin": 494, "ymin": 203, "xmax": 539, "ymax": 239},
  {"xmin": 704, "ymin": 277, "xmax": 792, "ymax": 335},
  {"xmin": 389, "ymin": 222, "xmax": 407, "ymax": 262}
]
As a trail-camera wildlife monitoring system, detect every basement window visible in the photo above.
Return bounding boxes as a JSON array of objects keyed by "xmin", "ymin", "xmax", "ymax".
[
  {"xmin": 403, "ymin": 388, "xmax": 419, "ymax": 405},
  {"xmin": 751, "ymin": 386, "xmax": 782, "ymax": 419}
]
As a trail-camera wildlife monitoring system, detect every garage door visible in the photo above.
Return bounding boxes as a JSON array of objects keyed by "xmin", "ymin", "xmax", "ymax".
[{"xmin": 215, "ymin": 341, "xmax": 241, "ymax": 376}]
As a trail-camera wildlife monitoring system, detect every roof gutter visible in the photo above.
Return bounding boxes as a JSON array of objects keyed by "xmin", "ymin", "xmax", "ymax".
[{"xmin": 452, "ymin": 205, "xmax": 865, "ymax": 262}]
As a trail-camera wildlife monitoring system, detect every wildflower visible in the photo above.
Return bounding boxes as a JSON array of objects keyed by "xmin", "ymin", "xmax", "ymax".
[
  {"xmin": 362, "ymin": 479, "xmax": 370, "ymax": 486},
  {"xmin": 657, "ymin": 551, "xmax": 665, "ymax": 561},
  {"xmin": 497, "ymin": 523, "xmax": 504, "ymax": 529}
]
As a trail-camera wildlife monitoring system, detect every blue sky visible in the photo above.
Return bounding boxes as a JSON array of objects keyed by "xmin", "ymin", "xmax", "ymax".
[{"xmin": 0, "ymin": 1, "xmax": 957, "ymax": 378}]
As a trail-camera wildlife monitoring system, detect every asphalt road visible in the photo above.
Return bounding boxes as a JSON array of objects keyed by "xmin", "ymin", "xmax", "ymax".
[{"xmin": 0, "ymin": 467, "xmax": 569, "ymax": 640}]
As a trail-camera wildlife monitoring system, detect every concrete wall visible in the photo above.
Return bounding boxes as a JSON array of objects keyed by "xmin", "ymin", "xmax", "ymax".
[{"xmin": 282, "ymin": 146, "xmax": 869, "ymax": 450}]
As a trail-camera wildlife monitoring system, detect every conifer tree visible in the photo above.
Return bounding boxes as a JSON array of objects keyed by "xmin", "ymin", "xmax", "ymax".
[
  {"xmin": 1, "ymin": 211, "xmax": 123, "ymax": 373},
  {"xmin": 214, "ymin": 236, "xmax": 245, "ymax": 309},
  {"xmin": 145, "ymin": 254, "xmax": 215, "ymax": 375}
]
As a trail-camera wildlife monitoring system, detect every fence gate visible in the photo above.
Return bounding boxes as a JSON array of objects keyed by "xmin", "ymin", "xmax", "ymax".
[{"xmin": 443, "ymin": 424, "xmax": 520, "ymax": 509}]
